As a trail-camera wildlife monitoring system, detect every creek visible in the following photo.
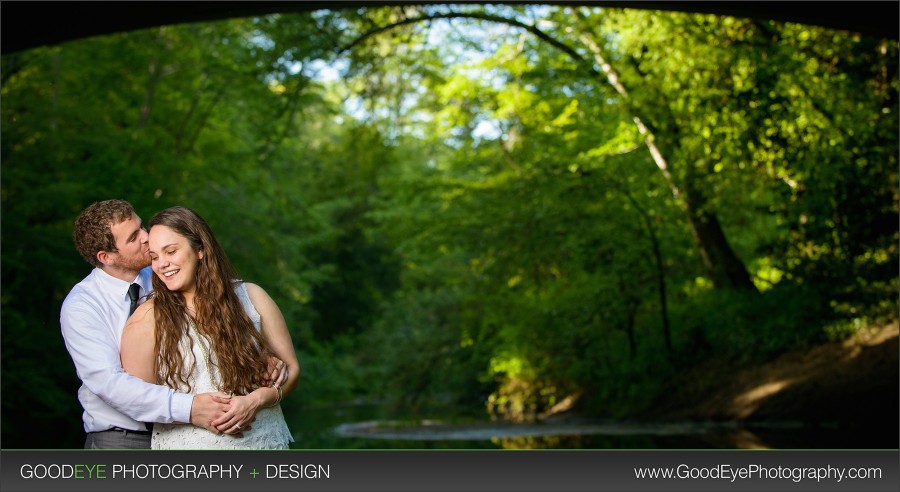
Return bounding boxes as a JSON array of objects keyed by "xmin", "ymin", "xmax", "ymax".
[{"xmin": 285, "ymin": 402, "xmax": 887, "ymax": 450}]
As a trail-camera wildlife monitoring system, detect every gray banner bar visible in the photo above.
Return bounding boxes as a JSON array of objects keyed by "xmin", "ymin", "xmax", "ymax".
[{"xmin": 1, "ymin": 450, "xmax": 897, "ymax": 492}]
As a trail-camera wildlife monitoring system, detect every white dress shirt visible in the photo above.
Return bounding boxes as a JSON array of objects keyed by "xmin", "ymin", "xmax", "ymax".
[{"xmin": 60, "ymin": 266, "xmax": 193, "ymax": 432}]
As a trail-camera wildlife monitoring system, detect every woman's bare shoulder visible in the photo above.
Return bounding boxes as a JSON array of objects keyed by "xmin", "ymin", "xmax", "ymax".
[
  {"xmin": 243, "ymin": 282, "xmax": 271, "ymax": 300},
  {"xmin": 124, "ymin": 298, "xmax": 156, "ymax": 334}
]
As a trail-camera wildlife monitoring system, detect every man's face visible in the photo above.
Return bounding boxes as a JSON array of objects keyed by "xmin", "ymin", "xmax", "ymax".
[{"xmin": 107, "ymin": 214, "xmax": 150, "ymax": 272}]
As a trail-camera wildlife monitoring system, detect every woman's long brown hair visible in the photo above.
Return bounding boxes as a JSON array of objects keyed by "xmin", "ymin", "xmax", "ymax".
[{"xmin": 149, "ymin": 206, "xmax": 271, "ymax": 395}]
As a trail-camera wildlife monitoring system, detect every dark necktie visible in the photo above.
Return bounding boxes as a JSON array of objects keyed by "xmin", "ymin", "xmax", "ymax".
[
  {"xmin": 127, "ymin": 283, "xmax": 141, "ymax": 315},
  {"xmin": 127, "ymin": 282, "xmax": 152, "ymax": 433}
]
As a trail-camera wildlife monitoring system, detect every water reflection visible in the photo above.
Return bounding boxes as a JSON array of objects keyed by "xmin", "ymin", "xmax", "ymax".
[
  {"xmin": 288, "ymin": 403, "xmax": 895, "ymax": 450},
  {"xmin": 330, "ymin": 419, "xmax": 829, "ymax": 449}
]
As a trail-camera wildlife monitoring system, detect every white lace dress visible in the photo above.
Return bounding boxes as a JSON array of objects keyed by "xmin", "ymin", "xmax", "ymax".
[{"xmin": 151, "ymin": 282, "xmax": 294, "ymax": 449}]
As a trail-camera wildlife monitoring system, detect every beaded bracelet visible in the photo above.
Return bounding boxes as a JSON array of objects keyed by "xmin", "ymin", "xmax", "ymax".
[{"xmin": 268, "ymin": 385, "xmax": 283, "ymax": 408}]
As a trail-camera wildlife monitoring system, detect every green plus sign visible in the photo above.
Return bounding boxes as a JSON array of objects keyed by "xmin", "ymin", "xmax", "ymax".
[{"xmin": 250, "ymin": 469, "xmax": 259, "ymax": 478}]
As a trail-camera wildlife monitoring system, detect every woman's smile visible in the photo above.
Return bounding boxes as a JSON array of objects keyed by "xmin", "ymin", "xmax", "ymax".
[{"xmin": 148, "ymin": 224, "xmax": 202, "ymax": 296}]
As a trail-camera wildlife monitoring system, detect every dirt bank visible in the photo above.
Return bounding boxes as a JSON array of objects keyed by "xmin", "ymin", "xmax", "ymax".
[{"xmin": 646, "ymin": 321, "xmax": 899, "ymax": 430}]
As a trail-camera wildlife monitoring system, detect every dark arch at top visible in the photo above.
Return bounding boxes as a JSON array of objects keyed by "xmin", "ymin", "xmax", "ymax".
[{"xmin": 2, "ymin": 1, "xmax": 897, "ymax": 55}]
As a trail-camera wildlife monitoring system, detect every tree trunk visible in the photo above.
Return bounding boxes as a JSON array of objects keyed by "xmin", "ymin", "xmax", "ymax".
[
  {"xmin": 576, "ymin": 16, "xmax": 758, "ymax": 294},
  {"xmin": 683, "ymin": 186, "xmax": 758, "ymax": 291},
  {"xmin": 137, "ymin": 54, "xmax": 160, "ymax": 130},
  {"xmin": 620, "ymin": 185, "xmax": 674, "ymax": 353}
]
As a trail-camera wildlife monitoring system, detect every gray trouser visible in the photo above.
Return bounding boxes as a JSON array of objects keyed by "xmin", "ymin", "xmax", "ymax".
[{"xmin": 84, "ymin": 428, "xmax": 151, "ymax": 449}]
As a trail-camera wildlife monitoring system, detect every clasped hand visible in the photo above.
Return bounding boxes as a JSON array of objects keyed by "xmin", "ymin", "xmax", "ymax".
[{"xmin": 191, "ymin": 356, "xmax": 288, "ymax": 436}]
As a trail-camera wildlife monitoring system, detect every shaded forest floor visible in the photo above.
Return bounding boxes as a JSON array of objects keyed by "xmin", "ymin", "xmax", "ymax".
[{"xmin": 644, "ymin": 321, "xmax": 899, "ymax": 432}]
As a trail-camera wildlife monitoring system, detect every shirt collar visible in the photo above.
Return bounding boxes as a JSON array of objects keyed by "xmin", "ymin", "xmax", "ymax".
[{"xmin": 92, "ymin": 267, "xmax": 151, "ymax": 300}]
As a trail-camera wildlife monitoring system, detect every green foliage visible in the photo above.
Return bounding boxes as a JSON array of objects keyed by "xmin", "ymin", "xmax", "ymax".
[
  {"xmin": 294, "ymin": 335, "xmax": 369, "ymax": 405},
  {"xmin": 670, "ymin": 283, "xmax": 833, "ymax": 364}
]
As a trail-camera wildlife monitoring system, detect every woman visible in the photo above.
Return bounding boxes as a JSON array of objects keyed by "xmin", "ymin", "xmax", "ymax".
[{"xmin": 121, "ymin": 206, "xmax": 299, "ymax": 449}]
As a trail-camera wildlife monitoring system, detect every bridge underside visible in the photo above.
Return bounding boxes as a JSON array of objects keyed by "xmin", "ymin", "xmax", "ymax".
[{"xmin": 2, "ymin": 1, "xmax": 897, "ymax": 55}]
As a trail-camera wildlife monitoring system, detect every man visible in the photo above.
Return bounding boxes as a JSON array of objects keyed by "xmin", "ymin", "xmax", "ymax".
[{"xmin": 60, "ymin": 199, "xmax": 282, "ymax": 449}]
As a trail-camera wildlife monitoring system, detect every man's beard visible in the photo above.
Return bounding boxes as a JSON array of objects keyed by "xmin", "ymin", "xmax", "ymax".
[{"xmin": 115, "ymin": 252, "xmax": 151, "ymax": 272}]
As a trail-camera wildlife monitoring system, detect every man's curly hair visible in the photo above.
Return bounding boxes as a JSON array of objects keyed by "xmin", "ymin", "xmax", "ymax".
[{"xmin": 73, "ymin": 199, "xmax": 136, "ymax": 267}]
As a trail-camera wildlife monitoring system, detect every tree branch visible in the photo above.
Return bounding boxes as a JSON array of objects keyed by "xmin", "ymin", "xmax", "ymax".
[{"xmin": 338, "ymin": 11, "xmax": 589, "ymax": 69}]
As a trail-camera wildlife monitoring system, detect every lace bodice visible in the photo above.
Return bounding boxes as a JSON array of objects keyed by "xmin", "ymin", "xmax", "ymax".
[{"xmin": 151, "ymin": 282, "xmax": 293, "ymax": 449}]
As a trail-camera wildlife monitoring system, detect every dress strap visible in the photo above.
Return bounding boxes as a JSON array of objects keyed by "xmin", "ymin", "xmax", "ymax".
[{"xmin": 233, "ymin": 281, "xmax": 262, "ymax": 331}]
